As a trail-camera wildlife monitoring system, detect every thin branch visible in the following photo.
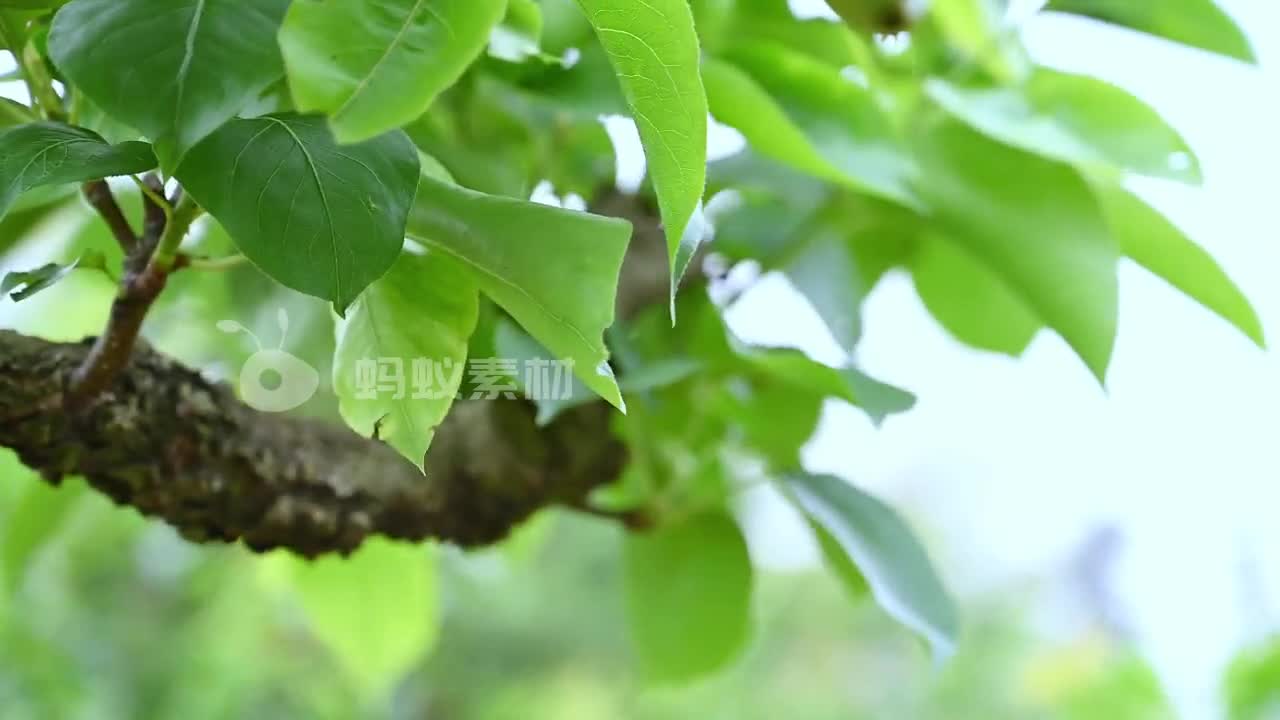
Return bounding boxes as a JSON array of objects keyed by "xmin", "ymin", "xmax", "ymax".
[
  {"xmin": 184, "ymin": 254, "xmax": 248, "ymax": 272},
  {"xmin": 63, "ymin": 189, "xmax": 202, "ymax": 410},
  {"xmin": 81, "ymin": 180, "xmax": 138, "ymax": 252}
]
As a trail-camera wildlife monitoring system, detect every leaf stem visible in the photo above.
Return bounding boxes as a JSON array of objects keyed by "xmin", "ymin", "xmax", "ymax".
[
  {"xmin": 185, "ymin": 254, "xmax": 247, "ymax": 272},
  {"xmin": 149, "ymin": 193, "xmax": 202, "ymax": 272}
]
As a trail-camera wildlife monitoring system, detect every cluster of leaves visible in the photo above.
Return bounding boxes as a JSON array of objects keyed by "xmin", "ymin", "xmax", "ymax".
[{"xmin": 0, "ymin": 0, "xmax": 1263, "ymax": 690}]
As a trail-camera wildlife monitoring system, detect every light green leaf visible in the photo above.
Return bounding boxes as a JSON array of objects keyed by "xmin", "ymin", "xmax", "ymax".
[
  {"xmin": 576, "ymin": 0, "xmax": 708, "ymax": 294},
  {"xmin": 736, "ymin": 342, "xmax": 915, "ymax": 425},
  {"xmin": 0, "ymin": 122, "xmax": 156, "ymax": 219},
  {"xmin": 175, "ymin": 114, "xmax": 420, "ymax": 312},
  {"xmin": 624, "ymin": 512, "xmax": 753, "ymax": 683},
  {"xmin": 785, "ymin": 472, "xmax": 958, "ymax": 658},
  {"xmin": 334, "ymin": 252, "xmax": 478, "ymax": 471},
  {"xmin": 48, "ymin": 0, "xmax": 291, "ymax": 169},
  {"xmin": 1047, "ymin": 0, "xmax": 1255, "ymax": 62},
  {"xmin": 407, "ymin": 174, "xmax": 629, "ymax": 409},
  {"xmin": 911, "ymin": 233, "xmax": 1041, "ymax": 356},
  {"xmin": 288, "ymin": 539, "xmax": 437, "ymax": 697},
  {"xmin": 718, "ymin": 45, "xmax": 918, "ymax": 207},
  {"xmin": 913, "ymin": 119, "xmax": 1119, "ymax": 380},
  {"xmin": 280, "ymin": 0, "xmax": 506, "ymax": 144},
  {"xmin": 1092, "ymin": 181, "xmax": 1264, "ymax": 346},
  {"xmin": 927, "ymin": 68, "xmax": 1200, "ymax": 183}
]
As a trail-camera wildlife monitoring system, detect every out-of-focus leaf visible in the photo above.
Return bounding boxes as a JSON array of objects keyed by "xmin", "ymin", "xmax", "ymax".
[
  {"xmin": 716, "ymin": 45, "xmax": 918, "ymax": 207},
  {"xmin": 48, "ymin": 0, "xmax": 291, "ymax": 168},
  {"xmin": 280, "ymin": 0, "xmax": 506, "ymax": 144},
  {"xmin": 785, "ymin": 472, "xmax": 958, "ymax": 658},
  {"xmin": 782, "ymin": 225, "xmax": 864, "ymax": 353},
  {"xmin": 0, "ymin": 251, "xmax": 107, "ymax": 302},
  {"xmin": 927, "ymin": 68, "xmax": 1200, "ymax": 183},
  {"xmin": 911, "ymin": 233, "xmax": 1041, "ymax": 356},
  {"xmin": 3, "ymin": 478, "xmax": 85, "ymax": 592},
  {"xmin": 1093, "ymin": 182, "xmax": 1264, "ymax": 346},
  {"xmin": 736, "ymin": 343, "xmax": 915, "ymax": 426},
  {"xmin": 928, "ymin": 0, "xmax": 1027, "ymax": 81},
  {"xmin": 490, "ymin": 0, "xmax": 543, "ymax": 63},
  {"xmin": 333, "ymin": 252, "xmax": 478, "ymax": 470},
  {"xmin": 0, "ymin": 122, "xmax": 156, "ymax": 219},
  {"xmin": 576, "ymin": 0, "xmax": 708, "ymax": 295},
  {"xmin": 175, "ymin": 114, "xmax": 420, "ymax": 312},
  {"xmin": 1047, "ymin": 0, "xmax": 1255, "ymax": 63},
  {"xmin": 407, "ymin": 174, "xmax": 630, "ymax": 409},
  {"xmin": 913, "ymin": 119, "xmax": 1118, "ymax": 380},
  {"xmin": 288, "ymin": 539, "xmax": 437, "ymax": 697},
  {"xmin": 624, "ymin": 511, "xmax": 753, "ymax": 683},
  {"xmin": 1226, "ymin": 637, "xmax": 1280, "ymax": 720}
]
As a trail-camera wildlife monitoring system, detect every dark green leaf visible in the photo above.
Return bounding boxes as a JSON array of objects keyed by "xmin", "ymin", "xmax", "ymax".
[
  {"xmin": 0, "ymin": 122, "xmax": 155, "ymax": 219},
  {"xmin": 576, "ymin": 0, "xmax": 708, "ymax": 295},
  {"xmin": 624, "ymin": 512, "xmax": 753, "ymax": 683},
  {"xmin": 48, "ymin": 0, "xmax": 290, "ymax": 168},
  {"xmin": 407, "ymin": 174, "xmax": 629, "ymax": 409},
  {"xmin": 1047, "ymin": 0, "xmax": 1255, "ymax": 62},
  {"xmin": 785, "ymin": 472, "xmax": 958, "ymax": 658},
  {"xmin": 280, "ymin": 0, "xmax": 506, "ymax": 144},
  {"xmin": 0, "ymin": 252, "xmax": 107, "ymax": 301},
  {"xmin": 175, "ymin": 114, "xmax": 420, "ymax": 311},
  {"xmin": 333, "ymin": 252, "xmax": 479, "ymax": 470}
]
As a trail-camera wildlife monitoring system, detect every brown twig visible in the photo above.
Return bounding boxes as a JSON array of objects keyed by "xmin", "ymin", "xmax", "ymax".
[
  {"xmin": 63, "ymin": 180, "xmax": 198, "ymax": 410},
  {"xmin": 81, "ymin": 180, "xmax": 137, "ymax": 252}
]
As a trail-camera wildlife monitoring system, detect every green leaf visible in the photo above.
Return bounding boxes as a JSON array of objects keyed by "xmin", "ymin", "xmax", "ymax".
[
  {"xmin": 1047, "ymin": 0, "xmax": 1255, "ymax": 63},
  {"xmin": 280, "ymin": 0, "xmax": 506, "ymax": 144},
  {"xmin": 0, "ymin": 122, "xmax": 156, "ymax": 219},
  {"xmin": 288, "ymin": 539, "xmax": 437, "ymax": 697},
  {"xmin": 576, "ymin": 0, "xmax": 708, "ymax": 295},
  {"xmin": 782, "ymin": 225, "xmax": 864, "ymax": 354},
  {"xmin": 48, "ymin": 0, "xmax": 291, "ymax": 169},
  {"xmin": 717, "ymin": 45, "xmax": 918, "ymax": 207},
  {"xmin": 785, "ymin": 472, "xmax": 958, "ymax": 658},
  {"xmin": 3, "ymin": 479, "xmax": 84, "ymax": 592},
  {"xmin": 927, "ymin": 68, "xmax": 1200, "ymax": 183},
  {"xmin": 1092, "ymin": 181, "xmax": 1264, "ymax": 346},
  {"xmin": 913, "ymin": 119, "xmax": 1119, "ymax": 380},
  {"xmin": 736, "ymin": 343, "xmax": 915, "ymax": 426},
  {"xmin": 911, "ymin": 233, "xmax": 1041, "ymax": 357},
  {"xmin": 333, "ymin": 252, "xmax": 478, "ymax": 471},
  {"xmin": 175, "ymin": 114, "xmax": 420, "ymax": 312},
  {"xmin": 624, "ymin": 512, "xmax": 753, "ymax": 683},
  {"xmin": 407, "ymin": 174, "xmax": 629, "ymax": 409},
  {"xmin": 1, "ymin": 252, "xmax": 107, "ymax": 302},
  {"xmin": 928, "ymin": 0, "xmax": 1028, "ymax": 82}
]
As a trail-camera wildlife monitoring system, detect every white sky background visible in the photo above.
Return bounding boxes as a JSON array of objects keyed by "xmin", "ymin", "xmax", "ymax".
[{"xmin": 1, "ymin": 2, "xmax": 1276, "ymax": 716}]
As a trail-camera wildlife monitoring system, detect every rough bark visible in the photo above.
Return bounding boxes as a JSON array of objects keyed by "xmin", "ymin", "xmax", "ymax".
[{"xmin": 0, "ymin": 331, "xmax": 626, "ymax": 557}]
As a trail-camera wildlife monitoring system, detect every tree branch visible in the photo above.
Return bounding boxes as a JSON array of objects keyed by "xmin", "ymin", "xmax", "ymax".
[{"xmin": 0, "ymin": 331, "xmax": 626, "ymax": 557}]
